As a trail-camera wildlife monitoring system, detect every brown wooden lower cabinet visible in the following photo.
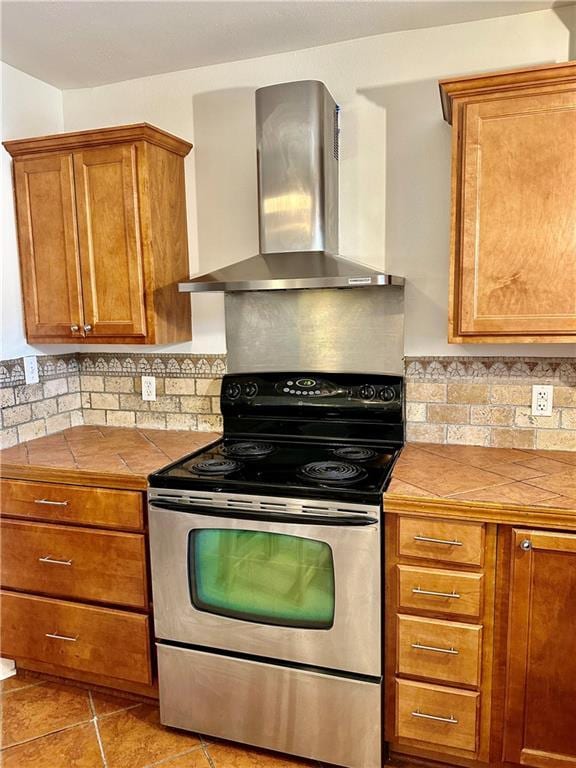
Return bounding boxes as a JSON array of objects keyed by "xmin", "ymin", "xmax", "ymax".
[
  {"xmin": 502, "ymin": 529, "xmax": 576, "ymax": 768},
  {"xmin": 386, "ymin": 512, "xmax": 576, "ymax": 768},
  {"xmin": 0, "ymin": 477, "xmax": 156, "ymax": 698}
]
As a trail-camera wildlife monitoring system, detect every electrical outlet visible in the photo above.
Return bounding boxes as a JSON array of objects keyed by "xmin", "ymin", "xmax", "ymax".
[
  {"xmin": 23, "ymin": 356, "xmax": 39, "ymax": 385},
  {"xmin": 531, "ymin": 385, "xmax": 553, "ymax": 417},
  {"xmin": 141, "ymin": 375, "xmax": 156, "ymax": 402}
]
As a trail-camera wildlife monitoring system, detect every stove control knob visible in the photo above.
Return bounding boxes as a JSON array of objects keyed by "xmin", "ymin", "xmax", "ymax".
[
  {"xmin": 225, "ymin": 382, "xmax": 241, "ymax": 400},
  {"xmin": 359, "ymin": 384, "xmax": 376, "ymax": 401},
  {"xmin": 243, "ymin": 382, "xmax": 258, "ymax": 399},
  {"xmin": 379, "ymin": 386, "xmax": 396, "ymax": 402}
]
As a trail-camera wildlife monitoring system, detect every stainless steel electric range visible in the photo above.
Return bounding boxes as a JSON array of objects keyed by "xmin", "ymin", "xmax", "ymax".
[{"xmin": 148, "ymin": 372, "xmax": 404, "ymax": 768}]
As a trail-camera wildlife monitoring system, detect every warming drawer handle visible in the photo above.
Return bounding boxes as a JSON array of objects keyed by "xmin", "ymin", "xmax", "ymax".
[
  {"xmin": 411, "ymin": 642, "xmax": 459, "ymax": 655},
  {"xmin": 45, "ymin": 632, "xmax": 78, "ymax": 642},
  {"xmin": 412, "ymin": 587, "xmax": 461, "ymax": 599},
  {"xmin": 34, "ymin": 498, "xmax": 69, "ymax": 507},
  {"xmin": 411, "ymin": 709, "xmax": 458, "ymax": 725},
  {"xmin": 413, "ymin": 535, "xmax": 463, "ymax": 547},
  {"xmin": 39, "ymin": 555, "xmax": 73, "ymax": 566}
]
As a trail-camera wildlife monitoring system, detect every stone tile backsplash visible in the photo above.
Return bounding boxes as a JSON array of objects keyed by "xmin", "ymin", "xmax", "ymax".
[
  {"xmin": 405, "ymin": 357, "xmax": 576, "ymax": 451},
  {"xmin": 1, "ymin": 353, "xmax": 575, "ymax": 452}
]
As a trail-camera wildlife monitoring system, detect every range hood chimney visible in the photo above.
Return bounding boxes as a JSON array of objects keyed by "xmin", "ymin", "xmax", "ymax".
[{"xmin": 179, "ymin": 80, "xmax": 404, "ymax": 293}]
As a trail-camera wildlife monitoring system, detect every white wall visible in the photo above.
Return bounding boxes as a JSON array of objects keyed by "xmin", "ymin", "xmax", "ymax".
[
  {"xmin": 1, "ymin": 63, "xmax": 68, "ymax": 360},
  {"xmin": 2, "ymin": 11, "xmax": 573, "ymax": 360}
]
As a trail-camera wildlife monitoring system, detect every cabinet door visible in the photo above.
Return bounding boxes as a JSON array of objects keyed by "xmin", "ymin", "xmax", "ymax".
[
  {"xmin": 453, "ymin": 88, "xmax": 576, "ymax": 340},
  {"xmin": 13, "ymin": 154, "xmax": 84, "ymax": 340},
  {"xmin": 73, "ymin": 144, "xmax": 146, "ymax": 338},
  {"xmin": 504, "ymin": 529, "xmax": 576, "ymax": 767}
]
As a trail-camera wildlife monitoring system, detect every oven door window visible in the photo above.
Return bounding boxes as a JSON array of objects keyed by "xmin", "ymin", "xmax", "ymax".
[{"xmin": 188, "ymin": 529, "xmax": 335, "ymax": 629}]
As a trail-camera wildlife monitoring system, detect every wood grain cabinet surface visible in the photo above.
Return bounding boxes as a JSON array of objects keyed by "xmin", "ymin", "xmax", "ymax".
[
  {"xmin": 503, "ymin": 529, "xmax": 576, "ymax": 768},
  {"xmin": 0, "ymin": 477, "xmax": 155, "ymax": 697},
  {"xmin": 3, "ymin": 123, "xmax": 192, "ymax": 345},
  {"xmin": 440, "ymin": 61, "xmax": 576, "ymax": 343}
]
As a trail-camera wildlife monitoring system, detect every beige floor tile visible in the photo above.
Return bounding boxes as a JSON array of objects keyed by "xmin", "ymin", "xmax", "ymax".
[
  {"xmin": 1, "ymin": 722, "xmax": 103, "ymax": 768},
  {"xmin": 1, "ymin": 681, "xmax": 92, "ymax": 748},
  {"xmin": 97, "ymin": 704, "xmax": 201, "ymax": 768}
]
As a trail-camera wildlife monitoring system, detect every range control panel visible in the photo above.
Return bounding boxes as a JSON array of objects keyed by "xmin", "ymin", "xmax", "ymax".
[
  {"xmin": 221, "ymin": 372, "xmax": 404, "ymax": 441},
  {"xmin": 222, "ymin": 372, "xmax": 403, "ymax": 408}
]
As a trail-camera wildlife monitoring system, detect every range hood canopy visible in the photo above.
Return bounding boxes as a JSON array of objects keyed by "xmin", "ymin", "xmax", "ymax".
[{"xmin": 179, "ymin": 80, "xmax": 403, "ymax": 293}]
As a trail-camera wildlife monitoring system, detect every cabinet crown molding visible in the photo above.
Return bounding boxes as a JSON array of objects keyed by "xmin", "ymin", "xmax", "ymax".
[
  {"xmin": 2, "ymin": 122, "xmax": 193, "ymax": 158},
  {"xmin": 439, "ymin": 60, "xmax": 576, "ymax": 124}
]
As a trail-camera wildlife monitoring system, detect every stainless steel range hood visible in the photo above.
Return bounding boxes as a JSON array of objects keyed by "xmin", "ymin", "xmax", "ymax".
[{"xmin": 179, "ymin": 80, "xmax": 404, "ymax": 293}]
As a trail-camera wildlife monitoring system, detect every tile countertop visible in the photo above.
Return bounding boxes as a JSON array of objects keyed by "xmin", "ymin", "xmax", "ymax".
[
  {"xmin": 0, "ymin": 426, "xmax": 220, "ymax": 491},
  {"xmin": 386, "ymin": 443, "xmax": 576, "ymax": 529}
]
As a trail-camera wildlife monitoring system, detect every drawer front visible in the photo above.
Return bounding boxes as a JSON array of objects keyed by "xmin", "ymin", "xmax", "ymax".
[
  {"xmin": 398, "ymin": 565, "xmax": 483, "ymax": 619},
  {"xmin": 396, "ymin": 679, "xmax": 479, "ymax": 752},
  {"xmin": 0, "ymin": 479, "xmax": 143, "ymax": 531},
  {"xmin": 397, "ymin": 615, "xmax": 482, "ymax": 687},
  {"xmin": 0, "ymin": 519, "xmax": 148, "ymax": 609},
  {"xmin": 1, "ymin": 590, "xmax": 152, "ymax": 685},
  {"xmin": 399, "ymin": 516, "xmax": 485, "ymax": 566}
]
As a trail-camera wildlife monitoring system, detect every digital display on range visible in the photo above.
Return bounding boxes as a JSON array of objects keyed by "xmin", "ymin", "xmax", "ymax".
[{"xmin": 296, "ymin": 378, "xmax": 316, "ymax": 388}]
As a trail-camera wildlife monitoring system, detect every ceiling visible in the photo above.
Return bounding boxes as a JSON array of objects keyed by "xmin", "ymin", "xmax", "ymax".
[{"xmin": 1, "ymin": 0, "xmax": 572, "ymax": 90}]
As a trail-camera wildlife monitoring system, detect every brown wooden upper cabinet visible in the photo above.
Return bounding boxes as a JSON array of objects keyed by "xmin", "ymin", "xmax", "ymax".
[
  {"xmin": 503, "ymin": 529, "xmax": 576, "ymax": 767},
  {"xmin": 3, "ymin": 124, "xmax": 193, "ymax": 344},
  {"xmin": 439, "ymin": 62, "xmax": 576, "ymax": 343}
]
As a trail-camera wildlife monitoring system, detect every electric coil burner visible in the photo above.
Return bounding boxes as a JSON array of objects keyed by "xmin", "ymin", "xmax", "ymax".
[
  {"xmin": 190, "ymin": 458, "xmax": 240, "ymax": 475},
  {"xmin": 148, "ymin": 372, "xmax": 404, "ymax": 768},
  {"xmin": 298, "ymin": 461, "xmax": 368, "ymax": 486},
  {"xmin": 222, "ymin": 441, "xmax": 275, "ymax": 459},
  {"xmin": 331, "ymin": 446, "xmax": 377, "ymax": 462}
]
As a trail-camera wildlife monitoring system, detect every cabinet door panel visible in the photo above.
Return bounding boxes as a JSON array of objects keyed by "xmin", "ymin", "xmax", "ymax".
[
  {"xmin": 504, "ymin": 530, "xmax": 576, "ymax": 767},
  {"xmin": 13, "ymin": 154, "xmax": 83, "ymax": 340},
  {"xmin": 456, "ymin": 88, "xmax": 576, "ymax": 337},
  {"xmin": 74, "ymin": 144, "xmax": 146, "ymax": 338}
]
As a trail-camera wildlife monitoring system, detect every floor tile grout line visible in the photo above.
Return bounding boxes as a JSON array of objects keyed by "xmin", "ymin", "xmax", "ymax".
[
  {"xmin": 89, "ymin": 691, "xmax": 109, "ymax": 768},
  {"xmin": 143, "ymin": 741, "xmax": 207, "ymax": 768},
  {"xmin": 0, "ymin": 716, "xmax": 94, "ymax": 752},
  {"xmin": 0, "ymin": 680, "xmax": 45, "ymax": 697},
  {"xmin": 203, "ymin": 742, "xmax": 217, "ymax": 768}
]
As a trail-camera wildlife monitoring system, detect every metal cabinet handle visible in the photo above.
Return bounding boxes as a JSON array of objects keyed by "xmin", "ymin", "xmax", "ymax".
[
  {"xmin": 83, "ymin": 324, "xmax": 93, "ymax": 333},
  {"xmin": 411, "ymin": 710, "xmax": 458, "ymax": 725},
  {"xmin": 412, "ymin": 587, "xmax": 461, "ymax": 599},
  {"xmin": 411, "ymin": 642, "xmax": 459, "ymax": 655},
  {"xmin": 34, "ymin": 498, "xmax": 69, "ymax": 507},
  {"xmin": 45, "ymin": 632, "xmax": 78, "ymax": 642},
  {"xmin": 39, "ymin": 556, "xmax": 73, "ymax": 566},
  {"xmin": 70, "ymin": 325, "xmax": 80, "ymax": 332},
  {"xmin": 414, "ymin": 535, "xmax": 463, "ymax": 547},
  {"xmin": 520, "ymin": 539, "xmax": 532, "ymax": 551}
]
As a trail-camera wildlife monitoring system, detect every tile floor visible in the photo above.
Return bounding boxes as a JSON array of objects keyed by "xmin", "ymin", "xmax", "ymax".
[{"xmin": 0, "ymin": 671, "xmax": 325, "ymax": 768}]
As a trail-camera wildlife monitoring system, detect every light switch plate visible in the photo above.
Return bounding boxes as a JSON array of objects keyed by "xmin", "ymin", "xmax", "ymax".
[
  {"xmin": 141, "ymin": 375, "xmax": 156, "ymax": 401},
  {"xmin": 531, "ymin": 385, "xmax": 553, "ymax": 417},
  {"xmin": 23, "ymin": 356, "xmax": 39, "ymax": 384}
]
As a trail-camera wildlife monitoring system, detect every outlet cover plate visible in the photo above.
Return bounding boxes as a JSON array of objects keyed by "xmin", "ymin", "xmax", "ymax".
[
  {"xmin": 23, "ymin": 356, "xmax": 39, "ymax": 385},
  {"xmin": 531, "ymin": 385, "xmax": 553, "ymax": 417},
  {"xmin": 141, "ymin": 376, "xmax": 156, "ymax": 402}
]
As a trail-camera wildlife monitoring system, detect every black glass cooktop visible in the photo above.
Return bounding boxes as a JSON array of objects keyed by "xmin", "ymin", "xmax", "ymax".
[{"xmin": 149, "ymin": 437, "xmax": 400, "ymax": 505}]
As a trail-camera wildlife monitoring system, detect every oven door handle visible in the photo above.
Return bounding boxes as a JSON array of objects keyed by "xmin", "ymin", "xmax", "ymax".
[{"xmin": 149, "ymin": 500, "xmax": 378, "ymax": 526}]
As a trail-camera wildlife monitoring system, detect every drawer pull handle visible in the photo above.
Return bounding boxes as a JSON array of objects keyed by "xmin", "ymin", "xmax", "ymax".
[
  {"xmin": 39, "ymin": 556, "xmax": 73, "ymax": 566},
  {"xmin": 411, "ymin": 642, "xmax": 459, "ymax": 655},
  {"xmin": 412, "ymin": 587, "xmax": 461, "ymax": 599},
  {"xmin": 411, "ymin": 709, "xmax": 458, "ymax": 725},
  {"xmin": 414, "ymin": 535, "xmax": 463, "ymax": 547},
  {"xmin": 45, "ymin": 632, "xmax": 78, "ymax": 642},
  {"xmin": 34, "ymin": 498, "xmax": 69, "ymax": 507}
]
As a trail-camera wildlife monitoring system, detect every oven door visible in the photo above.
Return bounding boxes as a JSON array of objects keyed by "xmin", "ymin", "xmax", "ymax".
[{"xmin": 148, "ymin": 493, "xmax": 381, "ymax": 677}]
